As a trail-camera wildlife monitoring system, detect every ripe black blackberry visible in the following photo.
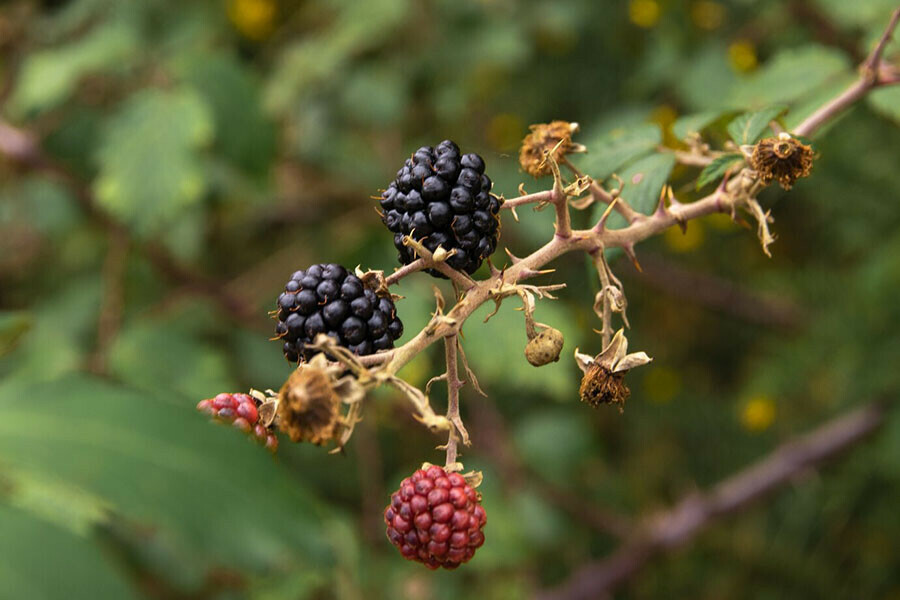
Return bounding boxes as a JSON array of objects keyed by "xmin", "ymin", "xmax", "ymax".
[
  {"xmin": 379, "ymin": 140, "xmax": 502, "ymax": 276},
  {"xmin": 274, "ymin": 263, "xmax": 403, "ymax": 362}
]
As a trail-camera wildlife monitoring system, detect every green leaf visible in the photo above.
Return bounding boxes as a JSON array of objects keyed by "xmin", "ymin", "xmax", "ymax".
[
  {"xmin": 696, "ymin": 153, "xmax": 745, "ymax": 190},
  {"xmin": 672, "ymin": 110, "xmax": 732, "ymax": 140},
  {"xmin": 177, "ymin": 53, "xmax": 277, "ymax": 176},
  {"xmin": 574, "ymin": 123, "xmax": 662, "ymax": 180},
  {"xmin": 513, "ymin": 409, "xmax": 593, "ymax": 484},
  {"xmin": 868, "ymin": 86, "xmax": 900, "ymax": 126},
  {"xmin": 9, "ymin": 19, "xmax": 138, "ymax": 117},
  {"xmin": 0, "ymin": 504, "xmax": 139, "ymax": 600},
  {"xmin": 461, "ymin": 298, "xmax": 580, "ymax": 399},
  {"xmin": 0, "ymin": 276, "xmax": 102, "ymax": 384},
  {"xmin": 594, "ymin": 153, "xmax": 676, "ymax": 259},
  {"xmin": 0, "ymin": 311, "xmax": 32, "ymax": 358},
  {"xmin": 728, "ymin": 45, "xmax": 851, "ymax": 107},
  {"xmin": 727, "ymin": 105, "xmax": 788, "ymax": 145},
  {"xmin": 675, "ymin": 43, "xmax": 738, "ymax": 111},
  {"xmin": 108, "ymin": 320, "xmax": 238, "ymax": 400},
  {"xmin": 93, "ymin": 88, "xmax": 213, "ymax": 234},
  {"xmin": 0, "ymin": 375, "xmax": 333, "ymax": 575},
  {"xmin": 610, "ymin": 152, "xmax": 677, "ymax": 215}
]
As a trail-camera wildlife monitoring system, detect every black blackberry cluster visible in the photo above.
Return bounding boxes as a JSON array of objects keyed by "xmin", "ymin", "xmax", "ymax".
[
  {"xmin": 379, "ymin": 140, "xmax": 502, "ymax": 275},
  {"xmin": 274, "ymin": 263, "xmax": 403, "ymax": 362}
]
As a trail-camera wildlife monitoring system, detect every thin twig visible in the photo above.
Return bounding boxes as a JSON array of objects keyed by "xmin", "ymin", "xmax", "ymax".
[
  {"xmin": 552, "ymin": 188, "xmax": 573, "ymax": 239},
  {"xmin": 537, "ymin": 400, "xmax": 889, "ymax": 600},
  {"xmin": 561, "ymin": 157, "xmax": 642, "ymax": 223},
  {"xmin": 385, "ymin": 258, "xmax": 426, "ymax": 286},
  {"xmin": 501, "ymin": 190, "xmax": 555, "ymax": 210},
  {"xmin": 794, "ymin": 8, "xmax": 900, "ymax": 137}
]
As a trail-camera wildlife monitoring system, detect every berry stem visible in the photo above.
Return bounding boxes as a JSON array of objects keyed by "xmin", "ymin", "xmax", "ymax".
[
  {"xmin": 443, "ymin": 334, "xmax": 468, "ymax": 467},
  {"xmin": 385, "ymin": 258, "xmax": 427, "ymax": 286},
  {"xmin": 500, "ymin": 190, "xmax": 555, "ymax": 210}
]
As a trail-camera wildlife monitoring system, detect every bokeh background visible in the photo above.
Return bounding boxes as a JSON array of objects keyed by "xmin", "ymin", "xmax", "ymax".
[{"xmin": 2, "ymin": 0, "xmax": 900, "ymax": 598}]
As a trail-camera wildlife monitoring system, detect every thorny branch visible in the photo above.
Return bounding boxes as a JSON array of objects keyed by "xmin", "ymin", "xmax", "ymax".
[
  {"xmin": 368, "ymin": 8, "xmax": 900, "ymax": 468},
  {"xmin": 537, "ymin": 400, "xmax": 889, "ymax": 600}
]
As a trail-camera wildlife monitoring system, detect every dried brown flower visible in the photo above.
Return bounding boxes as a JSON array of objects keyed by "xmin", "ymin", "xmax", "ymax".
[
  {"xmin": 579, "ymin": 364, "xmax": 630, "ymax": 411},
  {"xmin": 574, "ymin": 329, "xmax": 652, "ymax": 412},
  {"xmin": 519, "ymin": 121, "xmax": 584, "ymax": 177},
  {"xmin": 277, "ymin": 365, "xmax": 341, "ymax": 445},
  {"xmin": 750, "ymin": 133, "xmax": 814, "ymax": 190}
]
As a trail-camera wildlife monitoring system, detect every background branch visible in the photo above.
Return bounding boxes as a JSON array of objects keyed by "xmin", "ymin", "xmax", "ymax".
[{"xmin": 538, "ymin": 400, "xmax": 889, "ymax": 600}]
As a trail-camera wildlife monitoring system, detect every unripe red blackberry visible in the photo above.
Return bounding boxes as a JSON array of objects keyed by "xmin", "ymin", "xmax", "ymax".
[
  {"xmin": 274, "ymin": 263, "xmax": 403, "ymax": 363},
  {"xmin": 384, "ymin": 465, "xmax": 486, "ymax": 569},
  {"xmin": 379, "ymin": 140, "xmax": 502, "ymax": 276},
  {"xmin": 197, "ymin": 392, "xmax": 278, "ymax": 452}
]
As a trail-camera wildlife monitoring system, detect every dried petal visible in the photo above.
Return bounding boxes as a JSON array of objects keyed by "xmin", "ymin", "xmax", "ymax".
[
  {"xmin": 519, "ymin": 121, "xmax": 582, "ymax": 177},
  {"xmin": 750, "ymin": 134, "xmax": 814, "ymax": 190}
]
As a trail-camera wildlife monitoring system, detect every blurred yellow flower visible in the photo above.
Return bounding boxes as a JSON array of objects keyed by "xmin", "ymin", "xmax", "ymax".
[
  {"xmin": 704, "ymin": 212, "xmax": 738, "ymax": 231},
  {"xmin": 741, "ymin": 396, "xmax": 776, "ymax": 432},
  {"xmin": 664, "ymin": 219, "xmax": 705, "ymax": 252},
  {"xmin": 227, "ymin": 0, "xmax": 276, "ymax": 41},
  {"xmin": 650, "ymin": 104, "xmax": 679, "ymax": 146},
  {"xmin": 650, "ymin": 104, "xmax": 678, "ymax": 129},
  {"xmin": 629, "ymin": 0, "xmax": 661, "ymax": 29},
  {"xmin": 643, "ymin": 366, "xmax": 682, "ymax": 404},
  {"xmin": 729, "ymin": 40, "xmax": 758, "ymax": 73},
  {"xmin": 691, "ymin": 1, "xmax": 725, "ymax": 31}
]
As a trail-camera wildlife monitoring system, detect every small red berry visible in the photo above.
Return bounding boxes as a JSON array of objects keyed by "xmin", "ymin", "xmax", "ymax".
[
  {"xmin": 197, "ymin": 392, "xmax": 279, "ymax": 454},
  {"xmin": 384, "ymin": 466, "xmax": 486, "ymax": 569}
]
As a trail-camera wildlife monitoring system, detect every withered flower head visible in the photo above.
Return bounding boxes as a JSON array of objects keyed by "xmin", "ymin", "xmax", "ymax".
[
  {"xmin": 750, "ymin": 132, "xmax": 814, "ymax": 190},
  {"xmin": 277, "ymin": 363, "xmax": 341, "ymax": 445},
  {"xmin": 575, "ymin": 329, "xmax": 652, "ymax": 412},
  {"xmin": 519, "ymin": 121, "xmax": 584, "ymax": 177}
]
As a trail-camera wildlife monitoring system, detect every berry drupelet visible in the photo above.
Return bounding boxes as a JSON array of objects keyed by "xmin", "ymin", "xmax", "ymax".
[
  {"xmin": 379, "ymin": 140, "xmax": 502, "ymax": 276},
  {"xmin": 384, "ymin": 465, "xmax": 487, "ymax": 569},
  {"xmin": 274, "ymin": 263, "xmax": 403, "ymax": 363}
]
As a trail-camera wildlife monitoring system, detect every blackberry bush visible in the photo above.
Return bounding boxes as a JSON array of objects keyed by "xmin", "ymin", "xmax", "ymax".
[
  {"xmin": 378, "ymin": 140, "xmax": 502, "ymax": 276},
  {"xmin": 273, "ymin": 263, "xmax": 403, "ymax": 362}
]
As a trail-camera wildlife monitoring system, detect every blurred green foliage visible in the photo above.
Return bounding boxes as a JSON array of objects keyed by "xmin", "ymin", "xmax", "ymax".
[{"xmin": 1, "ymin": 0, "xmax": 900, "ymax": 598}]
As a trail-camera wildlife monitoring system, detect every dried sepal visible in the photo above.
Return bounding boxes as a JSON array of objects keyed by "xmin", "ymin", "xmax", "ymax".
[
  {"xmin": 456, "ymin": 340, "xmax": 486, "ymax": 397},
  {"xmin": 354, "ymin": 266, "xmax": 400, "ymax": 301},
  {"xmin": 742, "ymin": 196, "xmax": 776, "ymax": 257},
  {"xmin": 575, "ymin": 329, "xmax": 652, "ymax": 412},
  {"xmin": 519, "ymin": 121, "xmax": 585, "ymax": 177},
  {"xmin": 387, "ymin": 376, "xmax": 452, "ymax": 433},
  {"xmin": 594, "ymin": 329, "xmax": 652, "ymax": 373},
  {"xmin": 750, "ymin": 133, "xmax": 814, "ymax": 190},
  {"xmin": 277, "ymin": 365, "xmax": 342, "ymax": 445}
]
